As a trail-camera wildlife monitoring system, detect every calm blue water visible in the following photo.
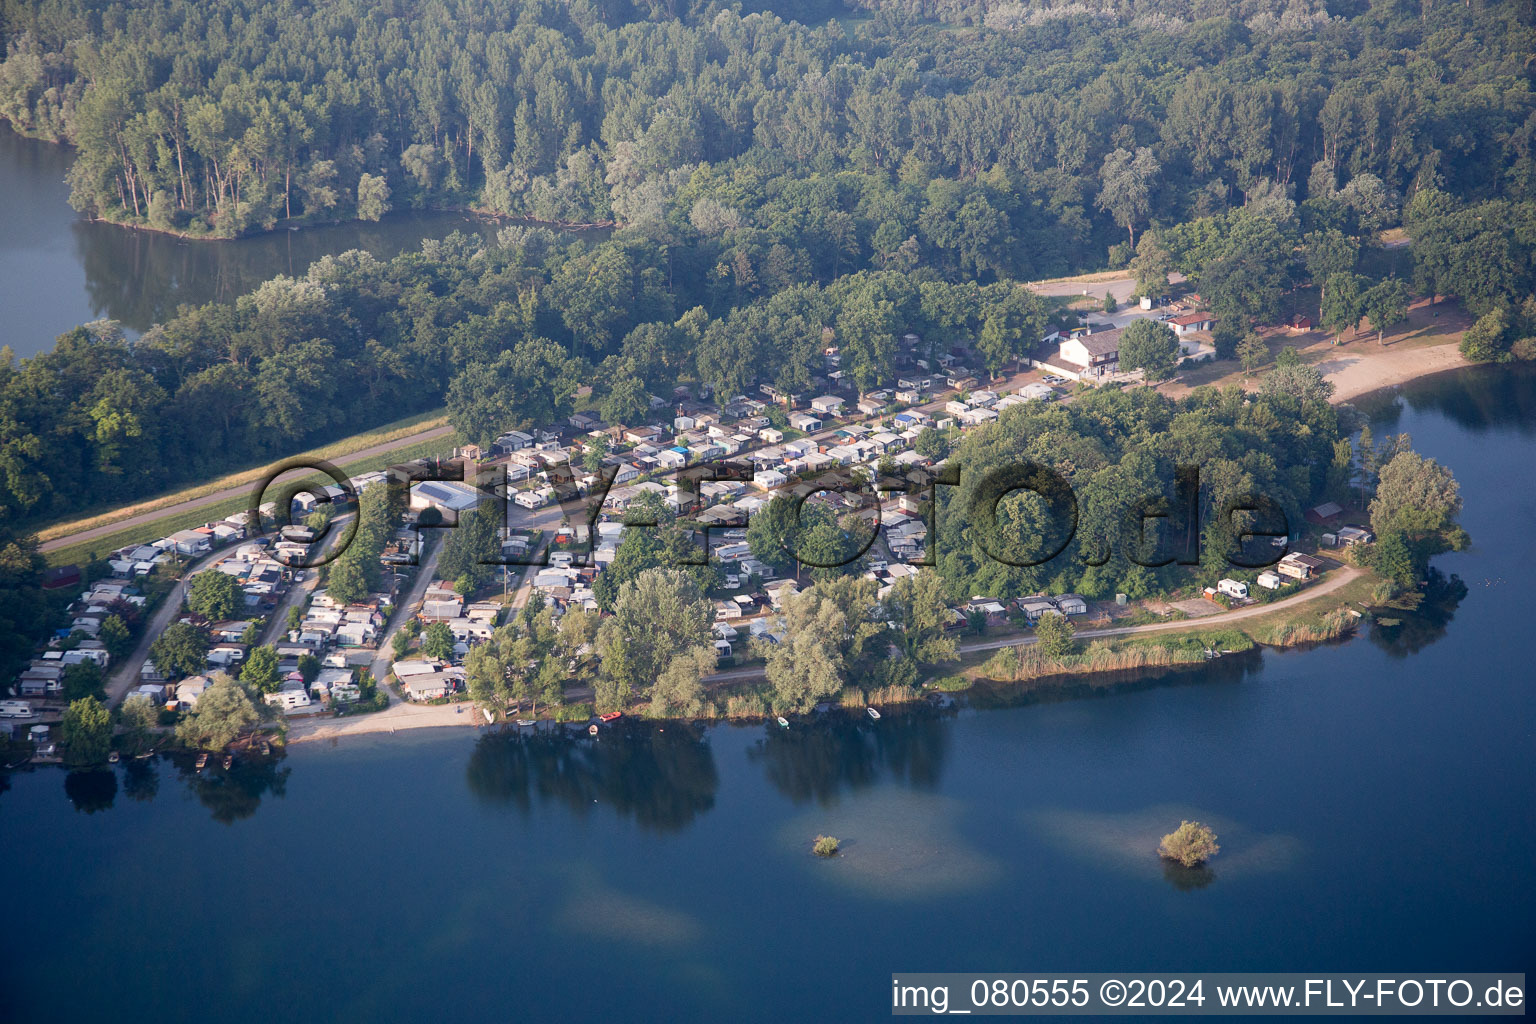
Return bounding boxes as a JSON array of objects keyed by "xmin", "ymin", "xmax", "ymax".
[
  {"xmin": 0, "ymin": 124, "xmax": 514, "ymax": 356},
  {"xmin": 2, "ymin": 367, "xmax": 1533, "ymax": 1022}
]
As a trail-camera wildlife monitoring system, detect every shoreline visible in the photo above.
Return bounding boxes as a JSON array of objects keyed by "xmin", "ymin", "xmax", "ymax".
[
  {"xmin": 286, "ymin": 565, "xmax": 1371, "ymax": 748},
  {"xmin": 1323, "ymin": 342, "xmax": 1470, "ymax": 405},
  {"xmin": 0, "ymin": 126, "xmax": 613, "ymax": 241},
  {"xmin": 78, "ymin": 205, "xmax": 614, "ymax": 243}
]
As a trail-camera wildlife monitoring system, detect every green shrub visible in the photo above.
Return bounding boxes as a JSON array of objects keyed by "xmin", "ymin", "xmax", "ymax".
[
  {"xmin": 928, "ymin": 675, "xmax": 972, "ymax": 692},
  {"xmin": 553, "ymin": 702, "xmax": 593, "ymax": 722},
  {"xmin": 812, "ymin": 835, "xmax": 840, "ymax": 858}
]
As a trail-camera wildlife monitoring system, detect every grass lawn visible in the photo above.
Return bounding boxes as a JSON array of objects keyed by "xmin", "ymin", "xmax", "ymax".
[
  {"xmin": 1031, "ymin": 268, "xmax": 1136, "ymax": 286},
  {"xmin": 35, "ymin": 408, "xmax": 452, "ymax": 545},
  {"xmin": 44, "ymin": 432, "xmax": 455, "ymax": 567}
]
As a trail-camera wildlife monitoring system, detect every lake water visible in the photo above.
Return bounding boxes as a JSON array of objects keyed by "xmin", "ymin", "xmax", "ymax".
[
  {"xmin": 2, "ymin": 367, "xmax": 1532, "ymax": 1021},
  {"xmin": 0, "ymin": 123, "xmax": 511, "ymax": 357}
]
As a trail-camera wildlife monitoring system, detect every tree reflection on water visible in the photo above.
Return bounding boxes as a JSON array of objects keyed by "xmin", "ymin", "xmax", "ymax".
[
  {"xmin": 466, "ymin": 720, "xmax": 718, "ymax": 832},
  {"xmin": 121, "ymin": 758, "xmax": 160, "ymax": 803},
  {"xmin": 170, "ymin": 752, "xmax": 291, "ymax": 825},
  {"xmin": 64, "ymin": 768, "xmax": 117, "ymax": 813},
  {"xmin": 1369, "ymin": 569, "xmax": 1468, "ymax": 658},
  {"xmin": 747, "ymin": 704, "xmax": 954, "ymax": 806},
  {"xmin": 1161, "ymin": 861, "xmax": 1217, "ymax": 891}
]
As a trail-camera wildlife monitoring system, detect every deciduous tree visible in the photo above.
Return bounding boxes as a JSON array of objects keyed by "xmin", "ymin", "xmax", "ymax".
[
  {"xmin": 1237, "ymin": 332, "xmax": 1269, "ymax": 375},
  {"xmin": 1158, "ymin": 820, "xmax": 1220, "ymax": 868},
  {"xmin": 595, "ymin": 568, "xmax": 713, "ymax": 711},
  {"xmin": 1033, "ymin": 613, "xmax": 1077, "ymax": 659},
  {"xmin": 149, "ymin": 622, "xmax": 209, "ymax": 678},
  {"xmin": 1361, "ymin": 279, "xmax": 1409, "ymax": 344},
  {"xmin": 1370, "ymin": 451, "xmax": 1462, "ymax": 541},
  {"xmin": 176, "ymin": 674, "xmax": 261, "ymax": 751},
  {"xmin": 188, "ymin": 569, "xmax": 242, "ymax": 621},
  {"xmin": 1118, "ymin": 319, "xmax": 1179, "ymax": 381},
  {"xmin": 1097, "ymin": 147, "xmax": 1160, "ymax": 247},
  {"xmin": 421, "ymin": 621, "xmax": 455, "ymax": 660},
  {"xmin": 117, "ymin": 694, "xmax": 160, "ymax": 757},
  {"xmin": 61, "ymin": 696, "xmax": 112, "ymax": 765}
]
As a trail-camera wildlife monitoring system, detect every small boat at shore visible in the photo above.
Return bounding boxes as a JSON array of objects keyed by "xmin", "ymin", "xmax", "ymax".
[
  {"xmin": 588, "ymin": 723, "xmax": 599, "ymax": 736},
  {"xmin": 222, "ymin": 755, "xmax": 233, "ymax": 770},
  {"xmin": 776, "ymin": 716, "xmax": 789, "ymax": 729},
  {"xmin": 866, "ymin": 707, "xmax": 882, "ymax": 720},
  {"xmin": 599, "ymin": 711, "xmax": 622, "ymax": 723},
  {"xmin": 195, "ymin": 753, "xmax": 209, "ymax": 771},
  {"xmin": 108, "ymin": 751, "xmax": 120, "ymax": 763},
  {"xmin": 515, "ymin": 718, "xmax": 535, "ymax": 727}
]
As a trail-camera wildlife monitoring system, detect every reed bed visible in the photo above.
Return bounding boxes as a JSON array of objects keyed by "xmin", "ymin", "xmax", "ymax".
[
  {"xmin": 1252, "ymin": 607, "xmax": 1361, "ymax": 646},
  {"xmin": 979, "ymin": 630, "xmax": 1254, "ymax": 684}
]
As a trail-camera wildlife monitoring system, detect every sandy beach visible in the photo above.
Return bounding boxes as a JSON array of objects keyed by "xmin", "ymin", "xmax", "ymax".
[
  {"xmin": 286, "ymin": 698, "xmax": 480, "ymax": 744},
  {"xmin": 1166, "ymin": 295, "xmax": 1476, "ymax": 405},
  {"xmin": 1321, "ymin": 342, "xmax": 1469, "ymax": 404}
]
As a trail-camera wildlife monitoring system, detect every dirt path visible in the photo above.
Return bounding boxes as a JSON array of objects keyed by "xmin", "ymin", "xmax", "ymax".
[
  {"xmin": 288, "ymin": 565, "xmax": 1365, "ymax": 743},
  {"xmin": 1026, "ymin": 272, "xmax": 1187, "ymax": 302},
  {"xmin": 953, "ymin": 565, "xmax": 1363, "ymax": 654},
  {"xmin": 709, "ymin": 565, "xmax": 1364, "ymax": 681},
  {"xmin": 39, "ymin": 424, "xmax": 455, "ymax": 554}
]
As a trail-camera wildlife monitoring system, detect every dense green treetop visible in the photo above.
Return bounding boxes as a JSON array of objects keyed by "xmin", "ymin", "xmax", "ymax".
[
  {"xmin": 2, "ymin": 0, "xmax": 1529, "ymax": 241},
  {"xmin": 935, "ymin": 382, "xmax": 1349, "ymax": 602}
]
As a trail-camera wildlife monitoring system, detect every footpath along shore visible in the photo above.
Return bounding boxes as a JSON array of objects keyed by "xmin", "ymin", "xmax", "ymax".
[{"xmin": 285, "ymin": 566, "xmax": 1365, "ymax": 745}]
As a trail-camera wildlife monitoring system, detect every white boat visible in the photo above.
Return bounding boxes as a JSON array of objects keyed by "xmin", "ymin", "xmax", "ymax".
[
  {"xmin": 866, "ymin": 707, "xmax": 882, "ymax": 720},
  {"xmin": 776, "ymin": 716, "xmax": 789, "ymax": 729},
  {"xmin": 515, "ymin": 718, "xmax": 536, "ymax": 727}
]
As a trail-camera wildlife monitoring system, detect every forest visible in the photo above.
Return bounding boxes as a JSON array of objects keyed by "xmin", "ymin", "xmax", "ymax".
[
  {"xmin": 934, "ymin": 380, "xmax": 1349, "ymax": 603},
  {"xmin": 1, "ymin": 0, "xmax": 1531, "ymax": 250},
  {"xmin": 4, "ymin": 179, "xmax": 1532, "ymax": 536}
]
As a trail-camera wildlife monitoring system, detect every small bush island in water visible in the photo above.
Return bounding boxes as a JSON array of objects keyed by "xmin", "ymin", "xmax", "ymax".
[{"xmin": 1158, "ymin": 821, "xmax": 1220, "ymax": 868}]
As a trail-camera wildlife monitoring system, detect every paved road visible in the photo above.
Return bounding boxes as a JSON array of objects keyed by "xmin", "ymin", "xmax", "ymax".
[
  {"xmin": 39, "ymin": 423, "xmax": 455, "ymax": 554},
  {"xmin": 1027, "ymin": 272, "xmax": 1187, "ymax": 304},
  {"xmin": 104, "ymin": 547, "xmax": 228, "ymax": 706},
  {"xmin": 368, "ymin": 542, "xmax": 446, "ymax": 686}
]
